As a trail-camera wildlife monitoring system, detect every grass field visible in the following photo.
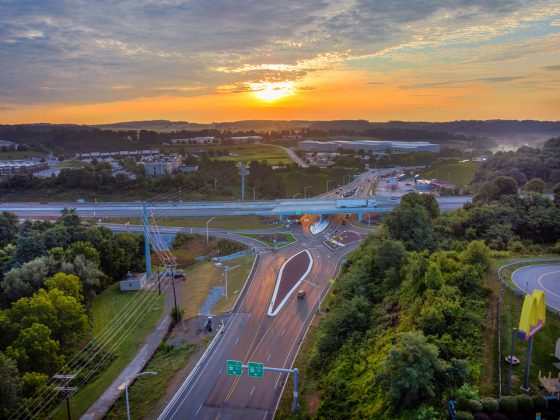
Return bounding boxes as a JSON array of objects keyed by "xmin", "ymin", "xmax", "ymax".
[
  {"xmin": 106, "ymin": 342, "xmax": 200, "ymax": 419},
  {"xmin": 60, "ymin": 283, "xmax": 165, "ymax": 419},
  {"xmin": 480, "ymin": 256, "xmax": 560, "ymax": 397},
  {"xmin": 0, "ymin": 150, "xmax": 45, "ymax": 160},
  {"xmin": 211, "ymin": 144, "xmax": 293, "ymax": 165},
  {"xmin": 421, "ymin": 160, "xmax": 479, "ymax": 186},
  {"xmin": 179, "ymin": 255, "xmax": 255, "ymax": 318},
  {"xmin": 237, "ymin": 232, "xmax": 296, "ymax": 248}
]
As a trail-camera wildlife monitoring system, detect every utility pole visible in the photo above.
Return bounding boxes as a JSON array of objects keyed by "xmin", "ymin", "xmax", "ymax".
[
  {"xmin": 241, "ymin": 160, "xmax": 245, "ymax": 200},
  {"xmin": 142, "ymin": 204, "xmax": 152, "ymax": 278},
  {"xmin": 53, "ymin": 374, "xmax": 77, "ymax": 420},
  {"xmin": 253, "ymin": 186, "xmax": 256, "ymax": 201},
  {"xmin": 170, "ymin": 269, "xmax": 178, "ymax": 322}
]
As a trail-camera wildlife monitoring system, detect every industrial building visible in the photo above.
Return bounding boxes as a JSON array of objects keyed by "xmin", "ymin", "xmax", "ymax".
[
  {"xmin": 0, "ymin": 160, "xmax": 48, "ymax": 177},
  {"xmin": 75, "ymin": 150, "xmax": 160, "ymax": 160},
  {"xmin": 297, "ymin": 140, "xmax": 441, "ymax": 153}
]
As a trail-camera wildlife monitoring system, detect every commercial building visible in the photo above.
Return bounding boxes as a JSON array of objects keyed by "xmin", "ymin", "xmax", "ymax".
[
  {"xmin": 171, "ymin": 137, "xmax": 216, "ymax": 144},
  {"xmin": 0, "ymin": 160, "xmax": 48, "ymax": 177},
  {"xmin": 297, "ymin": 140, "xmax": 440, "ymax": 153},
  {"xmin": 144, "ymin": 155, "xmax": 182, "ymax": 178}
]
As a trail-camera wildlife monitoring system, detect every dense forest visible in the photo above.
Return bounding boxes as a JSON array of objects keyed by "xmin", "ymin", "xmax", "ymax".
[
  {"xmin": 0, "ymin": 211, "xmax": 144, "ymax": 417},
  {"xmin": 472, "ymin": 137, "xmax": 560, "ymax": 187},
  {"xmin": 300, "ymin": 187, "xmax": 560, "ymax": 418}
]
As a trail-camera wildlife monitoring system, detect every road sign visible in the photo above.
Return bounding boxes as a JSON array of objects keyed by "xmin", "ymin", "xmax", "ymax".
[
  {"xmin": 248, "ymin": 362, "xmax": 264, "ymax": 378},
  {"xmin": 227, "ymin": 360, "xmax": 242, "ymax": 376},
  {"xmin": 296, "ymin": 210, "xmax": 302, "ymax": 215}
]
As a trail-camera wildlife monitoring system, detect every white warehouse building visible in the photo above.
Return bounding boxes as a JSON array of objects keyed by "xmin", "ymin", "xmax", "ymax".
[{"xmin": 297, "ymin": 140, "xmax": 441, "ymax": 153}]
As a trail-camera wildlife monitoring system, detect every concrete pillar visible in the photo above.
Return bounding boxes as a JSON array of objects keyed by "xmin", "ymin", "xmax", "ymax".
[{"xmin": 358, "ymin": 212, "xmax": 363, "ymax": 222}]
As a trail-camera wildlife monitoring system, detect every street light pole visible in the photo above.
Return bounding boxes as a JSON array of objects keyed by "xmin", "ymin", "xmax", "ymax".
[
  {"xmin": 206, "ymin": 217, "xmax": 215, "ymax": 244},
  {"xmin": 326, "ymin": 179, "xmax": 332, "ymax": 193},
  {"xmin": 304, "ymin": 185, "xmax": 311, "ymax": 199},
  {"xmin": 125, "ymin": 371, "xmax": 157, "ymax": 420}
]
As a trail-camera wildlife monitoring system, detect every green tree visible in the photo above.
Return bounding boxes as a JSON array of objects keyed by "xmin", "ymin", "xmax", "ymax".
[
  {"xmin": 44, "ymin": 273, "xmax": 83, "ymax": 302},
  {"xmin": 380, "ymin": 330, "xmax": 448, "ymax": 408},
  {"xmin": 525, "ymin": 178, "xmax": 545, "ymax": 193},
  {"xmin": 0, "ymin": 351, "xmax": 22, "ymax": 409},
  {"xmin": 385, "ymin": 204, "xmax": 436, "ymax": 251},
  {"xmin": 493, "ymin": 176, "xmax": 518, "ymax": 197},
  {"xmin": 554, "ymin": 182, "xmax": 560, "ymax": 205},
  {"xmin": 0, "ymin": 211, "xmax": 18, "ymax": 247},
  {"xmin": 6, "ymin": 323, "xmax": 63, "ymax": 374},
  {"xmin": 461, "ymin": 240, "xmax": 491, "ymax": 270},
  {"xmin": 424, "ymin": 262, "xmax": 443, "ymax": 290},
  {"xmin": 401, "ymin": 192, "xmax": 440, "ymax": 219},
  {"xmin": 1, "ymin": 257, "xmax": 50, "ymax": 302}
]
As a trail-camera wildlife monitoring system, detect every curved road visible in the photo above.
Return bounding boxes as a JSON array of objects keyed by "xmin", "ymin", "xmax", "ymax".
[{"xmin": 512, "ymin": 264, "xmax": 560, "ymax": 311}]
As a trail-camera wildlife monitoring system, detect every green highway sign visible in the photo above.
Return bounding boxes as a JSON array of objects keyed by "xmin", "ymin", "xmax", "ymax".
[
  {"xmin": 227, "ymin": 360, "xmax": 243, "ymax": 376},
  {"xmin": 296, "ymin": 210, "xmax": 302, "ymax": 215},
  {"xmin": 248, "ymin": 362, "xmax": 264, "ymax": 378}
]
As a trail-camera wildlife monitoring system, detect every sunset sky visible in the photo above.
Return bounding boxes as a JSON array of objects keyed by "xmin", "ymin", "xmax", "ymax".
[{"xmin": 1, "ymin": 1, "xmax": 559, "ymax": 124}]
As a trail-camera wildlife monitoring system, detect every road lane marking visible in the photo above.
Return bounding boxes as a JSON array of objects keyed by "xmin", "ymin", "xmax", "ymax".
[
  {"xmin": 235, "ymin": 337, "xmax": 240, "ymax": 345},
  {"xmin": 281, "ymin": 328, "xmax": 285, "ymax": 336},
  {"xmin": 267, "ymin": 353, "xmax": 271, "ymax": 362},
  {"xmin": 250, "ymin": 385, "xmax": 256, "ymax": 396},
  {"xmin": 196, "ymin": 404, "xmax": 203, "ymax": 416}
]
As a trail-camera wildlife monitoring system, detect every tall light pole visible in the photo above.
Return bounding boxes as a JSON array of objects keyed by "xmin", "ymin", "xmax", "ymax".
[
  {"xmin": 304, "ymin": 185, "xmax": 312, "ymax": 199},
  {"xmin": 125, "ymin": 371, "xmax": 157, "ymax": 420},
  {"xmin": 326, "ymin": 179, "xmax": 332, "ymax": 193},
  {"xmin": 206, "ymin": 217, "xmax": 215, "ymax": 244}
]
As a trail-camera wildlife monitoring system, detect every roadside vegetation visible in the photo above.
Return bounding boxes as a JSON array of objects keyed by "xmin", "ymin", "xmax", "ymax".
[
  {"xmin": 421, "ymin": 160, "xmax": 479, "ymax": 186},
  {"xmin": 0, "ymin": 210, "xmax": 150, "ymax": 418},
  {"xmin": 278, "ymin": 162, "xmax": 560, "ymax": 418}
]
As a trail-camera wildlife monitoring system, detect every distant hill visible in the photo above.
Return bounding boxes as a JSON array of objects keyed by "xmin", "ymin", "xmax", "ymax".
[{"xmin": 93, "ymin": 120, "xmax": 210, "ymax": 132}]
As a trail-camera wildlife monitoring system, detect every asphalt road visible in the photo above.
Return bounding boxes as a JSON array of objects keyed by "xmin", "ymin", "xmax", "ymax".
[
  {"xmin": 159, "ymin": 221, "xmax": 361, "ymax": 420},
  {"xmin": 158, "ymin": 175, "xmax": 373, "ymax": 419},
  {"xmin": 512, "ymin": 264, "xmax": 560, "ymax": 311}
]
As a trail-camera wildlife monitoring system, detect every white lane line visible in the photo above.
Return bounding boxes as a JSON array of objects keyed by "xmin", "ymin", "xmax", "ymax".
[
  {"xmin": 281, "ymin": 328, "xmax": 285, "ymax": 337},
  {"xmin": 262, "ymin": 411, "xmax": 268, "ymax": 420},
  {"xmin": 538, "ymin": 271, "xmax": 560, "ymax": 299},
  {"xmin": 235, "ymin": 337, "xmax": 240, "ymax": 345},
  {"xmin": 250, "ymin": 385, "xmax": 256, "ymax": 396},
  {"xmin": 267, "ymin": 353, "xmax": 272, "ymax": 362},
  {"xmin": 219, "ymin": 368, "xmax": 223, "ymax": 375},
  {"xmin": 196, "ymin": 404, "xmax": 203, "ymax": 416}
]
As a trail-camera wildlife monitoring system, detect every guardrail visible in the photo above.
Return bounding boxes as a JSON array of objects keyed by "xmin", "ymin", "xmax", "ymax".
[
  {"xmin": 497, "ymin": 258, "xmax": 560, "ymax": 316},
  {"xmin": 211, "ymin": 249, "xmax": 255, "ymax": 262}
]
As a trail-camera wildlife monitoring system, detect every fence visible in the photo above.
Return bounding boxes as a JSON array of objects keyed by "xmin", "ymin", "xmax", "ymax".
[{"xmin": 497, "ymin": 258, "xmax": 560, "ymax": 316}]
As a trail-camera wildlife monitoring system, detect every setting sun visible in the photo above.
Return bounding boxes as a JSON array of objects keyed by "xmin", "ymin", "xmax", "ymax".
[{"xmin": 251, "ymin": 81, "xmax": 295, "ymax": 102}]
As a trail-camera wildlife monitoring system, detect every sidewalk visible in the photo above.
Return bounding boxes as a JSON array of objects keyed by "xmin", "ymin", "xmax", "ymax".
[{"xmin": 82, "ymin": 291, "xmax": 173, "ymax": 420}]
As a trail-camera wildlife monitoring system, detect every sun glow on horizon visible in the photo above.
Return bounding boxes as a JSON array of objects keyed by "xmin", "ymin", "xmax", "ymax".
[{"xmin": 251, "ymin": 81, "xmax": 295, "ymax": 101}]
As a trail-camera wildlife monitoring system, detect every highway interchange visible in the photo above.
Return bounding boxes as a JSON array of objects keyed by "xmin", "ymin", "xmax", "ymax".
[{"xmin": 0, "ymin": 170, "xmax": 472, "ymax": 419}]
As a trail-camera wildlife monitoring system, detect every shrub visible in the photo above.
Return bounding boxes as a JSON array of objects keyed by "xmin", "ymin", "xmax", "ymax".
[
  {"xmin": 172, "ymin": 232, "xmax": 195, "ymax": 248},
  {"xmin": 468, "ymin": 399, "xmax": 483, "ymax": 413},
  {"xmin": 531, "ymin": 395, "xmax": 548, "ymax": 411},
  {"xmin": 499, "ymin": 396, "xmax": 518, "ymax": 414},
  {"xmin": 481, "ymin": 398, "xmax": 499, "ymax": 414},
  {"xmin": 416, "ymin": 405, "xmax": 439, "ymax": 420},
  {"xmin": 473, "ymin": 414, "xmax": 491, "ymax": 420},
  {"xmin": 515, "ymin": 394, "xmax": 533, "ymax": 413},
  {"xmin": 457, "ymin": 411, "xmax": 474, "ymax": 420},
  {"xmin": 170, "ymin": 306, "xmax": 184, "ymax": 325}
]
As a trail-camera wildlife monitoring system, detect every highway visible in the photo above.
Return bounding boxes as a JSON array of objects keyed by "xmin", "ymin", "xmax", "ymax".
[{"xmin": 0, "ymin": 196, "xmax": 470, "ymax": 219}]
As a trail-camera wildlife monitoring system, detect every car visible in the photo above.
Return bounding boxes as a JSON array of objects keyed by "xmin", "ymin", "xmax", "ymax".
[
  {"xmin": 297, "ymin": 290, "xmax": 306, "ymax": 299},
  {"xmin": 405, "ymin": 183, "xmax": 411, "ymax": 186},
  {"xmin": 389, "ymin": 196, "xmax": 399, "ymax": 201}
]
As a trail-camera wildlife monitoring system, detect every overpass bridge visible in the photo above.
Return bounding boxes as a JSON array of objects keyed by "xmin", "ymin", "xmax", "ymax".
[{"xmin": 0, "ymin": 196, "xmax": 471, "ymax": 221}]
